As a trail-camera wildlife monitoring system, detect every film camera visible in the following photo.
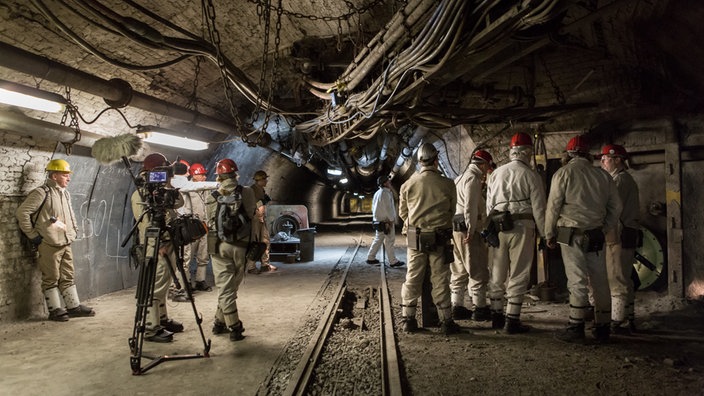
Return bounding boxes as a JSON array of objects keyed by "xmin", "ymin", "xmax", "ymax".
[{"xmin": 139, "ymin": 166, "xmax": 180, "ymax": 216}]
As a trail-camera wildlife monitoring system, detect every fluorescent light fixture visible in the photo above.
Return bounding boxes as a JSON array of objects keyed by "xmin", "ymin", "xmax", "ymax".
[
  {"xmin": 137, "ymin": 125, "xmax": 208, "ymax": 151},
  {"xmin": 327, "ymin": 168, "xmax": 343, "ymax": 176},
  {"xmin": 339, "ymin": 177, "xmax": 348, "ymax": 184},
  {"xmin": 0, "ymin": 79, "xmax": 66, "ymax": 113}
]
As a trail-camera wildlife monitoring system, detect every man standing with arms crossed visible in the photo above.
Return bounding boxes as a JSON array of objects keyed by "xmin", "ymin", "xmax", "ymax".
[
  {"xmin": 399, "ymin": 143, "xmax": 460, "ymax": 335},
  {"xmin": 16, "ymin": 159, "xmax": 95, "ymax": 322},
  {"xmin": 450, "ymin": 149, "xmax": 494, "ymax": 321}
]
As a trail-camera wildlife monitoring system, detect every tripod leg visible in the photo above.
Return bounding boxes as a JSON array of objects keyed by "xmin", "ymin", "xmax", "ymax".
[
  {"xmin": 129, "ymin": 228, "xmax": 160, "ymax": 374},
  {"xmin": 167, "ymin": 244, "xmax": 212, "ymax": 356}
]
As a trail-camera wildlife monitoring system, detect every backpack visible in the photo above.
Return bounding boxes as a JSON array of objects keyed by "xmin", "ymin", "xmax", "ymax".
[
  {"xmin": 212, "ymin": 185, "xmax": 250, "ymax": 243},
  {"xmin": 19, "ymin": 186, "xmax": 50, "ymax": 251}
]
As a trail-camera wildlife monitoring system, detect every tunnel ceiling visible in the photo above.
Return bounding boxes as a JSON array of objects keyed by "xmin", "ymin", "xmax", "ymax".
[{"xmin": 1, "ymin": 0, "xmax": 703, "ymax": 192}]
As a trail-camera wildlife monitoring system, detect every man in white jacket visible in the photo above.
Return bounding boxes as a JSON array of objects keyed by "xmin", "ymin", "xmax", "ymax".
[
  {"xmin": 485, "ymin": 133, "xmax": 547, "ymax": 334},
  {"xmin": 367, "ymin": 175, "xmax": 404, "ymax": 267},
  {"xmin": 169, "ymin": 160, "xmax": 218, "ymax": 301},
  {"xmin": 450, "ymin": 149, "xmax": 493, "ymax": 321}
]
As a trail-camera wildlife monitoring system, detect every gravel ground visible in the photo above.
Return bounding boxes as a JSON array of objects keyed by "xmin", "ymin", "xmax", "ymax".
[{"xmin": 260, "ymin": 230, "xmax": 704, "ymax": 396}]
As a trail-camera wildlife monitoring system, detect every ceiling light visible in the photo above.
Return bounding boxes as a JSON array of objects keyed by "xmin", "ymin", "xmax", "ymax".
[
  {"xmin": 327, "ymin": 168, "xmax": 343, "ymax": 176},
  {"xmin": 137, "ymin": 126, "xmax": 208, "ymax": 151},
  {"xmin": 0, "ymin": 79, "xmax": 66, "ymax": 113},
  {"xmin": 339, "ymin": 177, "xmax": 349, "ymax": 184}
]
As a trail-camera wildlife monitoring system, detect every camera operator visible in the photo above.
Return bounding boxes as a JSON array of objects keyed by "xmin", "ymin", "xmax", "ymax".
[
  {"xmin": 130, "ymin": 152, "xmax": 185, "ymax": 342},
  {"xmin": 205, "ymin": 159, "xmax": 259, "ymax": 341}
]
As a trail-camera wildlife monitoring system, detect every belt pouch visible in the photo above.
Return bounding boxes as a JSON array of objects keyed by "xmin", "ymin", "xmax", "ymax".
[
  {"xmin": 407, "ymin": 227, "xmax": 420, "ymax": 250},
  {"xmin": 556, "ymin": 226, "xmax": 574, "ymax": 245},
  {"xmin": 452, "ymin": 214, "xmax": 467, "ymax": 232}
]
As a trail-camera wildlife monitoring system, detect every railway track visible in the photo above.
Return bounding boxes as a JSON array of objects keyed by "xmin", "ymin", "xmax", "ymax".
[{"xmin": 257, "ymin": 237, "xmax": 404, "ymax": 395}]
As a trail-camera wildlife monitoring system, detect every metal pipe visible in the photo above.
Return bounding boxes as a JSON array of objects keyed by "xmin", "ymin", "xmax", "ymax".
[
  {"xmin": 0, "ymin": 42, "xmax": 235, "ymax": 136},
  {"xmin": 389, "ymin": 126, "xmax": 428, "ymax": 179},
  {"xmin": 0, "ymin": 109, "xmax": 101, "ymax": 147}
]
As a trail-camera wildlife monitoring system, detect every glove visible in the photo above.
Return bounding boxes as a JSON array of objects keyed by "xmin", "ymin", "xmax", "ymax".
[
  {"xmin": 262, "ymin": 194, "xmax": 271, "ymax": 205},
  {"xmin": 31, "ymin": 236, "xmax": 43, "ymax": 246},
  {"xmin": 538, "ymin": 237, "xmax": 547, "ymax": 250}
]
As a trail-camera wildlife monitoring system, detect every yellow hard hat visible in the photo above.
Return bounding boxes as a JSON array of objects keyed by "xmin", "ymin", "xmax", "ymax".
[{"xmin": 45, "ymin": 159, "xmax": 72, "ymax": 173}]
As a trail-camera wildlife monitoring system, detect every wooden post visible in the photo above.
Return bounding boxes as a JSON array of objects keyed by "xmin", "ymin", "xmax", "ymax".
[{"xmin": 665, "ymin": 142, "xmax": 684, "ymax": 298}]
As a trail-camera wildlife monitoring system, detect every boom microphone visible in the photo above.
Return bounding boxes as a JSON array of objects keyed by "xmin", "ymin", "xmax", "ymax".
[{"xmin": 91, "ymin": 133, "xmax": 143, "ymax": 164}]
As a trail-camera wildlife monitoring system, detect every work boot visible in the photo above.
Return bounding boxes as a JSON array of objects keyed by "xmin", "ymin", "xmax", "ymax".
[
  {"xmin": 452, "ymin": 305, "xmax": 472, "ymax": 320},
  {"xmin": 193, "ymin": 281, "xmax": 212, "ymax": 292},
  {"xmin": 491, "ymin": 312, "xmax": 505, "ymax": 330},
  {"xmin": 48, "ymin": 308, "xmax": 69, "ymax": 322},
  {"xmin": 628, "ymin": 319, "xmax": 637, "ymax": 333},
  {"xmin": 366, "ymin": 259, "xmax": 380, "ymax": 265},
  {"xmin": 592, "ymin": 323, "xmax": 610, "ymax": 344},
  {"xmin": 260, "ymin": 264, "xmax": 277, "ymax": 273},
  {"xmin": 610, "ymin": 321, "xmax": 631, "ymax": 336},
  {"xmin": 160, "ymin": 318, "xmax": 184, "ymax": 333},
  {"xmin": 212, "ymin": 320, "xmax": 228, "ymax": 335},
  {"xmin": 389, "ymin": 261, "xmax": 405, "ymax": 268},
  {"xmin": 229, "ymin": 321, "xmax": 245, "ymax": 341},
  {"xmin": 66, "ymin": 304, "xmax": 95, "ymax": 318},
  {"xmin": 504, "ymin": 318, "xmax": 530, "ymax": 334},
  {"xmin": 145, "ymin": 328, "xmax": 173, "ymax": 343},
  {"xmin": 440, "ymin": 319, "xmax": 461, "ymax": 335},
  {"xmin": 472, "ymin": 306, "xmax": 491, "ymax": 322},
  {"xmin": 247, "ymin": 267, "xmax": 261, "ymax": 275},
  {"xmin": 554, "ymin": 323, "xmax": 586, "ymax": 344},
  {"xmin": 402, "ymin": 317, "xmax": 419, "ymax": 333},
  {"xmin": 583, "ymin": 305, "xmax": 595, "ymax": 322},
  {"xmin": 170, "ymin": 289, "xmax": 191, "ymax": 302}
]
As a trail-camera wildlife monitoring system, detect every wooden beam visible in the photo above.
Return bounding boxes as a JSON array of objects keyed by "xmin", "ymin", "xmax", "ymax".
[{"xmin": 665, "ymin": 139, "xmax": 684, "ymax": 298}]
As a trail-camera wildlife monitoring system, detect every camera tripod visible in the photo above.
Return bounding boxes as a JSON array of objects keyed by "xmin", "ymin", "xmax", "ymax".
[{"xmin": 124, "ymin": 216, "xmax": 211, "ymax": 375}]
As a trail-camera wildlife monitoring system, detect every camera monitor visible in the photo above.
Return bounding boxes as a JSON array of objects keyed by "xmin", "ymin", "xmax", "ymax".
[{"xmin": 148, "ymin": 170, "xmax": 169, "ymax": 183}]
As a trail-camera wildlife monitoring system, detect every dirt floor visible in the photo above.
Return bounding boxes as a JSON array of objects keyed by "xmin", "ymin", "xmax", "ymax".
[{"xmin": 1, "ymin": 230, "xmax": 703, "ymax": 395}]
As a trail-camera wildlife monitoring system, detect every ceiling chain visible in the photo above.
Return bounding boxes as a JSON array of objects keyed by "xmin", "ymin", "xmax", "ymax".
[
  {"xmin": 187, "ymin": 57, "xmax": 202, "ymax": 113},
  {"xmin": 203, "ymin": 0, "xmax": 247, "ymax": 142},
  {"xmin": 247, "ymin": 0, "xmax": 384, "ymax": 22},
  {"xmin": 539, "ymin": 55, "xmax": 566, "ymax": 105},
  {"xmin": 59, "ymin": 86, "xmax": 81, "ymax": 155}
]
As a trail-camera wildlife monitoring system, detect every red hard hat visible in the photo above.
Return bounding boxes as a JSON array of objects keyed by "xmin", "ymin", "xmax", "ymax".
[
  {"xmin": 142, "ymin": 153, "xmax": 169, "ymax": 171},
  {"xmin": 510, "ymin": 132, "xmax": 533, "ymax": 148},
  {"xmin": 472, "ymin": 149, "xmax": 493, "ymax": 163},
  {"xmin": 216, "ymin": 158, "xmax": 238, "ymax": 174},
  {"xmin": 566, "ymin": 135, "xmax": 590, "ymax": 153},
  {"xmin": 600, "ymin": 144, "xmax": 627, "ymax": 158},
  {"xmin": 190, "ymin": 163, "xmax": 207, "ymax": 176}
]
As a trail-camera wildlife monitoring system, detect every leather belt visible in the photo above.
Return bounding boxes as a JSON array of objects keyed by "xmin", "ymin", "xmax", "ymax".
[{"xmin": 512, "ymin": 213, "xmax": 534, "ymax": 221}]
